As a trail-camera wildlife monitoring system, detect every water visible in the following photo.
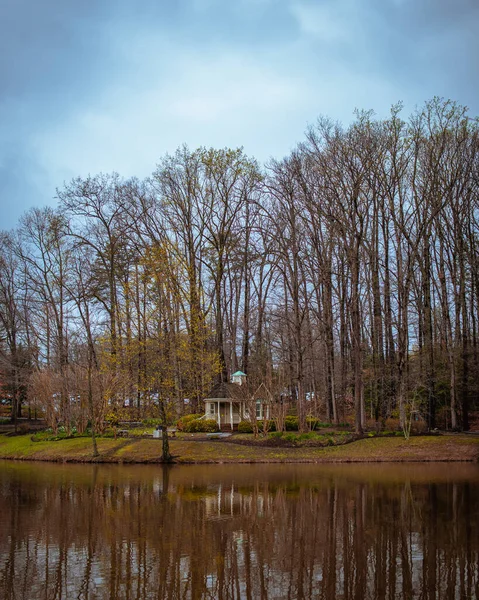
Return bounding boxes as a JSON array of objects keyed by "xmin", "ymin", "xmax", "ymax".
[{"xmin": 0, "ymin": 461, "xmax": 478, "ymax": 599}]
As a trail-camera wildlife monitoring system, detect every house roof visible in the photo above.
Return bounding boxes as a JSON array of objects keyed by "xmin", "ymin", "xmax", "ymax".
[{"xmin": 204, "ymin": 382, "xmax": 244, "ymax": 402}]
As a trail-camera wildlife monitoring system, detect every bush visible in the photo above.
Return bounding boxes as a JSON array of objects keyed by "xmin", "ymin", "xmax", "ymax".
[
  {"xmin": 297, "ymin": 432, "xmax": 316, "ymax": 441},
  {"xmin": 142, "ymin": 418, "xmax": 162, "ymax": 427},
  {"xmin": 32, "ymin": 429, "xmax": 84, "ymax": 442},
  {"xmin": 285, "ymin": 416, "xmax": 299, "ymax": 431},
  {"xmin": 177, "ymin": 413, "xmax": 204, "ymax": 431},
  {"xmin": 238, "ymin": 420, "xmax": 253, "ymax": 433},
  {"xmin": 259, "ymin": 420, "xmax": 276, "ymax": 432},
  {"xmin": 385, "ymin": 418, "xmax": 401, "ymax": 431},
  {"xmin": 183, "ymin": 418, "xmax": 219, "ymax": 433},
  {"xmin": 306, "ymin": 417, "xmax": 334, "ymax": 430},
  {"xmin": 410, "ymin": 419, "xmax": 428, "ymax": 434},
  {"xmin": 237, "ymin": 420, "xmax": 276, "ymax": 433}
]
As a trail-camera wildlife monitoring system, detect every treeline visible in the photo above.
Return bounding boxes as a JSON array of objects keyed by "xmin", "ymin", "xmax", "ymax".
[{"xmin": 1, "ymin": 98, "xmax": 478, "ymax": 433}]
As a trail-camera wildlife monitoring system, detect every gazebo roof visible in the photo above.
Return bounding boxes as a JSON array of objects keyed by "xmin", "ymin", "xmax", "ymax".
[
  {"xmin": 232, "ymin": 370, "xmax": 246, "ymax": 377},
  {"xmin": 204, "ymin": 382, "xmax": 244, "ymax": 402}
]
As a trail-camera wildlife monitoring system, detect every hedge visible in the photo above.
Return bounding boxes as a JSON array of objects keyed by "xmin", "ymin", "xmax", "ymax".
[
  {"xmin": 285, "ymin": 416, "xmax": 299, "ymax": 430},
  {"xmin": 182, "ymin": 418, "xmax": 219, "ymax": 433},
  {"xmin": 177, "ymin": 413, "xmax": 204, "ymax": 431}
]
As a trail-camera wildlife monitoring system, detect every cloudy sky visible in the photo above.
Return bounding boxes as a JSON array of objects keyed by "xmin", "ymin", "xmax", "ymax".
[{"xmin": 1, "ymin": 0, "xmax": 478, "ymax": 229}]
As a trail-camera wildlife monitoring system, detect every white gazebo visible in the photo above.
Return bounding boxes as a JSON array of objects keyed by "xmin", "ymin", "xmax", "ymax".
[
  {"xmin": 203, "ymin": 381, "xmax": 244, "ymax": 430},
  {"xmin": 203, "ymin": 374, "xmax": 271, "ymax": 430}
]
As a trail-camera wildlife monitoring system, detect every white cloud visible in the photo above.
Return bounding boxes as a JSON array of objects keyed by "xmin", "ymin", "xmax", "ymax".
[
  {"xmin": 23, "ymin": 3, "xmax": 436, "ymax": 196},
  {"xmin": 28, "ymin": 42, "xmax": 308, "ymax": 187},
  {"xmin": 290, "ymin": 0, "xmax": 355, "ymax": 43},
  {"xmin": 169, "ymin": 55, "xmax": 301, "ymax": 121},
  {"xmin": 2, "ymin": 0, "xmax": 478, "ymax": 230}
]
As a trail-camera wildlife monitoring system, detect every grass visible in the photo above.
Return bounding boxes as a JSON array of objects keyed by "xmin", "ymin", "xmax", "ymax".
[
  {"xmin": 266, "ymin": 430, "xmax": 354, "ymax": 446},
  {"xmin": 0, "ymin": 432, "xmax": 478, "ymax": 463}
]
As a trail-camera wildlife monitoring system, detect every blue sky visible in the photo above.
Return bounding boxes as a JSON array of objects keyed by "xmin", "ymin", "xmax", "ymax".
[{"xmin": 1, "ymin": 0, "xmax": 478, "ymax": 229}]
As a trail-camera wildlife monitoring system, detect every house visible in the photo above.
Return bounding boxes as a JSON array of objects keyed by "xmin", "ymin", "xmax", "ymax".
[{"xmin": 203, "ymin": 372, "xmax": 270, "ymax": 430}]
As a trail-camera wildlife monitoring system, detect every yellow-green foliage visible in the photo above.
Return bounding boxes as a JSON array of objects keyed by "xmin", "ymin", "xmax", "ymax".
[
  {"xmin": 237, "ymin": 420, "xmax": 253, "ymax": 433},
  {"xmin": 177, "ymin": 414, "xmax": 204, "ymax": 431},
  {"xmin": 182, "ymin": 418, "xmax": 219, "ymax": 433}
]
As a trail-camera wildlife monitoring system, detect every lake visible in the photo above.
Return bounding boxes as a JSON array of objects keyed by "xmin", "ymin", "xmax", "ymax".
[{"xmin": 1, "ymin": 461, "xmax": 478, "ymax": 599}]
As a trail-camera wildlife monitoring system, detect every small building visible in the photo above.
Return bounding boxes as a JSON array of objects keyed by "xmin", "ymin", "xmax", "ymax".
[{"xmin": 203, "ymin": 374, "xmax": 270, "ymax": 430}]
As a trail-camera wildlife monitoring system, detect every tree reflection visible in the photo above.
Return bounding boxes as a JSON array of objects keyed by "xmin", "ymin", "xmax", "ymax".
[{"xmin": 0, "ymin": 464, "xmax": 478, "ymax": 599}]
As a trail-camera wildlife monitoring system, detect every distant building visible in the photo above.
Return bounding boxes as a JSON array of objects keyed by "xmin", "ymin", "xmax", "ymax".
[{"xmin": 203, "ymin": 372, "xmax": 270, "ymax": 430}]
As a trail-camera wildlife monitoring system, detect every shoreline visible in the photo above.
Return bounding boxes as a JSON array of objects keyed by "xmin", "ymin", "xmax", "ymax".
[{"xmin": 1, "ymin": 433, "xmax": 478, "ymax": 465}]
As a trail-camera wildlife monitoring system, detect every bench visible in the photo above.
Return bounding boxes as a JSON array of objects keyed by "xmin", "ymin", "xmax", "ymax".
[
  {"xmin": 153, "ymin": 427, "xmax": 177, "ymax": 439},
  {"xmin": 117, "ymin": 429, "xmax": 129, "ymax": 437}
]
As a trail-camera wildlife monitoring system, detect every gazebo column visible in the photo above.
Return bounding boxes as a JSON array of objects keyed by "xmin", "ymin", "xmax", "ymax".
[
  {"xmin": 230, "ymin": 402, "xmax": 233, "ymax": 431},
  {"xmin": 217, "ymin": 401, "xmax": 221, "ymax": 429}
]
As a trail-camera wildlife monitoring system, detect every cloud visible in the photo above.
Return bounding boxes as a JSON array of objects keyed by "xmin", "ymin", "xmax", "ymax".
[
  {"xmin": 1, "ymin": 0, "xmax": 478, "ymax": 229},
  {"xmin": 29, "ymin": 42, "xmax": 307, "ymax": 187},
  {"xmin": 166, "ymin": 56, "xmax": 301, "ymax": 120},
  {"xmin": 290, "ymin": 1, "xmax": 354, "ymax": 43}
]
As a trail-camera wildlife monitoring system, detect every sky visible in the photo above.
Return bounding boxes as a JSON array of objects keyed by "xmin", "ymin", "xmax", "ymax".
[{"xmin": 1, "ymin": 0, "xmax": 478, "ymax": 229}]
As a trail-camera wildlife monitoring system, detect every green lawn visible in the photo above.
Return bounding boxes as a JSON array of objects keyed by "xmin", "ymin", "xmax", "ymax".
[{"xmin": 0, "ymin": 432, "xmax": 478, "ymax": 463}]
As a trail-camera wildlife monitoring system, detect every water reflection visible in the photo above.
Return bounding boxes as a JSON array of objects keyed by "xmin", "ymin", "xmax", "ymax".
[{"xmin": 1, "ymin": 462, "xmax": 478, "ymax": 599}]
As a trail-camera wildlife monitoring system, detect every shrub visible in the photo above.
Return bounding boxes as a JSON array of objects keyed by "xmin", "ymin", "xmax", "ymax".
[
  {"xmin": 237, "ymin": 420, "xmax": 277, "ymax": 433},
  {"xmin": 182, "ymin": 418, "xmax": 219, "ymax": 433},
  {"xmin": 410, "ymin": 419, "xmax": 428, "ymax": 434},
  {"xmin": 182, "ymin": 413, "xmax": 204, "ymax": 422},
  {"xmin": 259, "ymin": 419, "xmax": 276, "ymax": 432},
  {"xmin": 177, "ymin": 414, "xmax": 204, "ymax": 431},
  {"xmin": 306, "ymin": 418, "xmax": 334, "ymax": 430},
  {"xmin": 385, "ymin": 418, "xmax": 401, "ymax": 431},
  {"xmin": 142, "ymin": 418, "xmax": 162, "ymax": 427},
  {"xmin": 285, "ymin": 416, "xmax": 299, "ymax": 431},
  {"xmin": 32, "ymin": 429, "xmax": 85, "ymax": 442},
  {"xmin": 238, "ymin": 420, "xmax": 253, "ymax": 433},
  {"xmin": 297, "ymin": 432, "xmax": 316, "ymax": 441},
  {"xmin": 286, "ymin": 417, "xmax": 331, "ymax": 431}
]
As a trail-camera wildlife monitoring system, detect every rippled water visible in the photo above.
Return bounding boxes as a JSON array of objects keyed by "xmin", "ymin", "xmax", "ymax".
[{"xmin": 1, "ymin": 461, "xmax": 478, "ymax": 599}]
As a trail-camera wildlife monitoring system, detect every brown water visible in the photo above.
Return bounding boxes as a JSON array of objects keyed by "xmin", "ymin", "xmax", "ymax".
[{"xmin": 1, "ymin": 461, "xmax": 478, "ymax": 599}]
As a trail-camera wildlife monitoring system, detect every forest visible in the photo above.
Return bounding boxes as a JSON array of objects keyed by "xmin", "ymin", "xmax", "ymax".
[{"xmin": 1, "ymin": 98, "xmax": 478, "ymax": 435}]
